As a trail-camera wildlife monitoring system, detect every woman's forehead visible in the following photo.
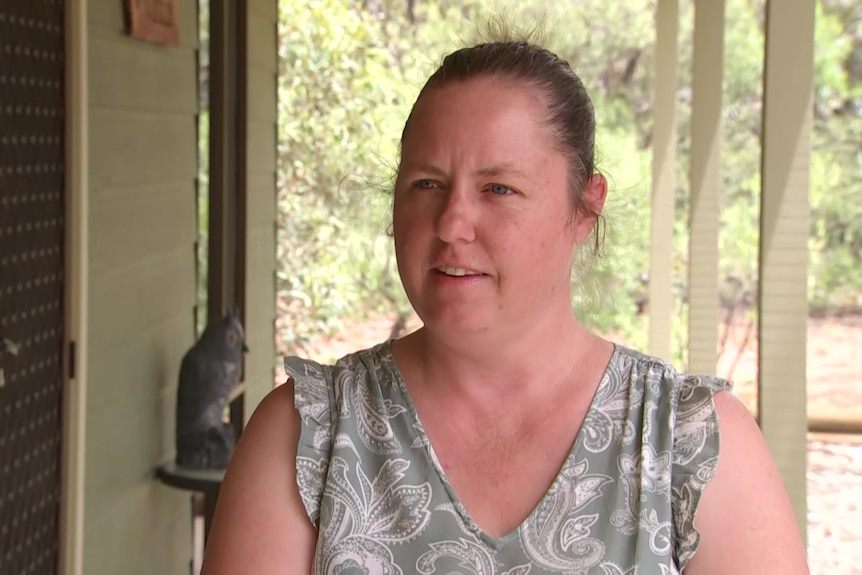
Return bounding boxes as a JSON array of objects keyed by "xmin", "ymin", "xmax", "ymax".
[{"xmin": 401, "ymin": 79, "xmax": 557, "ymax": 163}]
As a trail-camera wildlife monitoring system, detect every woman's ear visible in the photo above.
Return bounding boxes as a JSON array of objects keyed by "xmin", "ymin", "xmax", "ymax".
[{"xmin": 575, "ymin": 173, "xmax": 608, "ymax": 244}]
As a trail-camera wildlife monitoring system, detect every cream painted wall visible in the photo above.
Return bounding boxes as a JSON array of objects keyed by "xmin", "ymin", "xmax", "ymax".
[
  {"xmin": 82, "ymin": 0, "xmax": 199, "ymax": 572},
  {"xmin": 244, "ymin": 0, "xmax": 278, "ymax": 414}
]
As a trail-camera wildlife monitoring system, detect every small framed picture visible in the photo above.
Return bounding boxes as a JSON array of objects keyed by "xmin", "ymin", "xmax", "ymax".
[{"xmin": 125, "ymin": 0, "xmax": 180, "ymax": 46}]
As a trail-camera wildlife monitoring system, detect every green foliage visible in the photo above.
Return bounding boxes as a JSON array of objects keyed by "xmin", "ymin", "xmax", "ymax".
[
  {"xmin": 276, "ymin": 0, "xmax": 420, "ymax": 352},
  {"xmin": 810, "ymin": 0, "xmax": 862, "ymax": 311},
  {"xmin": 574, "ymin": 127, "xmax": 651, "ymax": 348},
  {"xmin": 197, "ymin": 112, "xmax": 210, "ymax": 338},
  {"xmin": 273, "ymin": 0, "xmax": 862, "ymax": 358}
]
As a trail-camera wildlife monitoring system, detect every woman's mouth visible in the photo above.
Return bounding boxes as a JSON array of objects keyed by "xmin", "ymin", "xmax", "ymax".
[{"xmin": 435, "ymin": 266, "xmax": 484, "ymax": 277}]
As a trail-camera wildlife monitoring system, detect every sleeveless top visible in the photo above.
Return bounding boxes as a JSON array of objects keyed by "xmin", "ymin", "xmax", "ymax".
[{"xmin": 284, "ymin": 341, "xmax": 731, "ymax": 575}]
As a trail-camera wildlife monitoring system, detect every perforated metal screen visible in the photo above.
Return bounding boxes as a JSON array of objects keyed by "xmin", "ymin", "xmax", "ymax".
[{"xmin": 0, "ymin": 2, "xmax": 66, "ymax": 574}]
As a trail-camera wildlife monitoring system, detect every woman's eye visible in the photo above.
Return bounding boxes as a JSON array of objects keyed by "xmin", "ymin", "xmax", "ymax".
[
  {"xmin": 413, "ymin": 179, "xmax": 437, "ymax": 190},
  {"xmin": 489, "ymin": 183, "xmax": 513, "ymax": 196}
]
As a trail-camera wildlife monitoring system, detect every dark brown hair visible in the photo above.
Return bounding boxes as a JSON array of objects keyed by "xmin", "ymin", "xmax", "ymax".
[{"xmin": 400, "ymin": 26, "xmax": 605, "ymax": 253}]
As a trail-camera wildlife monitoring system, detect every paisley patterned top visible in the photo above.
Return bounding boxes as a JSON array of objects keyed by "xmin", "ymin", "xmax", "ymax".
[{"xmin": 284, "ymin": 341, "xmax": 731, "ymax": 575}]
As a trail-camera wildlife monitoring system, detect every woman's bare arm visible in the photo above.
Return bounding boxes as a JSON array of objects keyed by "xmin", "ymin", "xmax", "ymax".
[
  {"xmin": 200, "ymin": 381, "xmax": 317, "ymax": 574},
  {"xmin": 684, "ymin": 391, "xmax": 809, "ymax": 574}
]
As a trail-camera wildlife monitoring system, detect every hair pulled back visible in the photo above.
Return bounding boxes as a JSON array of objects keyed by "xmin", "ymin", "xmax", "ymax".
[{"xmin": 400, "ymin": 21, "xmax": 604, "ymax": 252}]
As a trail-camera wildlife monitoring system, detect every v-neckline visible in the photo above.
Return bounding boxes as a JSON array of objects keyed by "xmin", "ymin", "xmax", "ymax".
[{"xmin": 378, "ymin": 340, "xmax": 619, "ymax": 550}]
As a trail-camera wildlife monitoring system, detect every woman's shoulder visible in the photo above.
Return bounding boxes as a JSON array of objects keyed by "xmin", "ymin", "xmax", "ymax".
[
  {"xmin": 282, "ymin": 340, "xmax": 396, "ymax": 429},
  {"xmin": 603, "ymin": 345, "xmax": 741, "ymax": 569},
  {"xmin": 610, "ymin": 343, "xmax": 734, "ymax": 397},
  {"xmin": 283, "ymin": 340, "xmax": 392, "ymax": 381}
]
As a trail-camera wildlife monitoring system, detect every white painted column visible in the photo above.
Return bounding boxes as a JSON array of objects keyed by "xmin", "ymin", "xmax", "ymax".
[
  {"xmin": 61, "ymin": 1, "xmax": 89, "ymax": 574},
  {"xmin": 648, "ymin": 0, "xmax": 679, "ymax": 362},
  {"xmin": 688, "ymin": 0, "xmax": 725, "ymax": 374},
  {"xmin": 759, "ymin": 0, "xmax": 815, "ymax": 541}
]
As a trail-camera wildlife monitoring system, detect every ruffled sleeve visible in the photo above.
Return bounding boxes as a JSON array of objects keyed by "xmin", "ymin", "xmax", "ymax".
[
  {"xmin": 284, "ymin": 356, "xmax": 336, "ymax": 528},
  {"xmin": 671, "ymin": 373, "xmax": 733, "ymax": 570}
]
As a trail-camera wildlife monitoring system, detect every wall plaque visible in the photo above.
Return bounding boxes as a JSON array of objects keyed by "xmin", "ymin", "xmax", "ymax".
[{"xmin": 126, "ymin": 0, "xmax": 180, "ymax": 46}]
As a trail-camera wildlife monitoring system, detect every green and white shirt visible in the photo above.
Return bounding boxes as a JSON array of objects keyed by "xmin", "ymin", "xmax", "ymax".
[{"xmin": 285, "ymin": 342, "xmax": 730, "ymax": 575}]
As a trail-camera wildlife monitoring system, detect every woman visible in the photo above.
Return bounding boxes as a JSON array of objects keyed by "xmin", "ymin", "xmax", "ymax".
[{"xmin": 202, "ymin": 35, "xmax": 809, "ymax": 574}]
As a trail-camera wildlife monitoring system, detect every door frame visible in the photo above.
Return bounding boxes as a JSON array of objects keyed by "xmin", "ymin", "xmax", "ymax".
[{"xmin": 59, "ymin": 0, "xmax": 88, "ymax": 573}]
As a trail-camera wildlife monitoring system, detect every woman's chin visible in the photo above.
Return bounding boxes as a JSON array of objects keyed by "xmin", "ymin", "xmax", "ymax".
[{"xmin": 418, "ymin": 310, "xmax": 494, "ymax": 340}]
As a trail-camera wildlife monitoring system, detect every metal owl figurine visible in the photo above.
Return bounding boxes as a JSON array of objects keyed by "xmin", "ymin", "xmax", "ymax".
[{"xmin": 175, "ymin": 309, "xmax": 249, "ymax": 470}]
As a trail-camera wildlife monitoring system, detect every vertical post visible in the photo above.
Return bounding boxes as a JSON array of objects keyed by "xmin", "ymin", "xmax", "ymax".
[
  {"xmin": 62, "ymin": 0, "xmax": 88, "ymax": 574},
  {"xmin": 649, "ymin": 0, "xmax": 679, "ymax": 362},
  {"xmin": 759, "ymin": 0, "xmax": 814, "ymax": 542},
  {"xmin": 688, "ymin": 0, "xmax": 725, "ymax": 374},
  {"xmin": 204, "ymin": 0, "xmax": 248, "ymax": 550},
  {"xmin": 235, "ymin": 0, "xmax": 248, "ymax": 359},
  {"xmin": 208, "ymin": 0, "xmax": 245, "ymax": 326},
  {"xmin": 208, "ymin": 0, "xmax": 229, "ymax": 323},
  {"xmin": 242, "ymin": 0, "xmax": 279, "ymax": 419},
  {"xmin": 208, "ymin": 0, "xmax": 247, "ymax": 421},
  {"xmin": 229, "ymin": 0, "xmax": 248, "ymax": 443}
]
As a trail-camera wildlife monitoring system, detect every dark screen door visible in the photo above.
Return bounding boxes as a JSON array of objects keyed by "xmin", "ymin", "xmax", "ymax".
[{"xmin": 0, "ymin": 2, "xmax": 67, "ymax": 574}]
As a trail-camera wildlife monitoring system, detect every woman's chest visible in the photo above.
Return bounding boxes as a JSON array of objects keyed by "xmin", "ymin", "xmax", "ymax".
[
  {"xmin": 313, "ymin": 440, "xmax": 678, "ymax": 575},
  {"xmin": 432, "ymin": 425, "xmax": 582, "ymax": 537}
]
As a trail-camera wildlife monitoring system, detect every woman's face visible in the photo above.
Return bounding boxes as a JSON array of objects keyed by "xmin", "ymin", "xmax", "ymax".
[{"xmin": 393, "ymin": 76, "xmax": 603, "ymax": 342}]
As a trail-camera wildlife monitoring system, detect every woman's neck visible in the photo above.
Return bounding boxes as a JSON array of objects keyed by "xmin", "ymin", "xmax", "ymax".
[{"xmin": 392, "ymin": 312, "xmax": 610, "ymax": 415}]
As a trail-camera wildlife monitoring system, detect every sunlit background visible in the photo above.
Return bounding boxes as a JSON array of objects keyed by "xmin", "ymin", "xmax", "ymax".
[{"xmin": 192, "ymin": 0, "xmax": 860, "ymax": 572}]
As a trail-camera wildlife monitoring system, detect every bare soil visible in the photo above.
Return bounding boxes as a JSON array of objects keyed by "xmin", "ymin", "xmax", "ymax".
[{"xmin": 282, "ymin": 313, "xmax": 862, "ymax": 574}]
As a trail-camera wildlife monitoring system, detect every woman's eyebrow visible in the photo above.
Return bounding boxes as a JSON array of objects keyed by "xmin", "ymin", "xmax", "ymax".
[
  {"xmin": 400, "ymin": 162, "xmax": 447, "ymax": 176},
  {"xmin": 474, "ymin": 163, "xmax": 529, "ymax": 179},
  {"xmin": 400, "ymin": 162, "xmax": 528, "ymax": 179}
]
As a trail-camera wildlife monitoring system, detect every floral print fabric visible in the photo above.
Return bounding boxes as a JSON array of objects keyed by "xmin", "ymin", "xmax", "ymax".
[{"xmin": 284, "ymin": 342, "xmax": 730, "ymax": 575}]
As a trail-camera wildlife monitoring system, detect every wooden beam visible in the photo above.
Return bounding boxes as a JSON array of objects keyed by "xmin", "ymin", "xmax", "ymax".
[
  {"xmin": 648, "ymin": 0, "xmax": 679, "ymax": 362},
  {"xmin": 758, "ymin": 0, "xmax": 815, "ymax": 542},
  {"xmin": 207, "ymin": 0, "xmax": 229, "ymax": 323},
  {"xmin": 688, "ymin": 0, "xmax": 725, "ymax": 374}
]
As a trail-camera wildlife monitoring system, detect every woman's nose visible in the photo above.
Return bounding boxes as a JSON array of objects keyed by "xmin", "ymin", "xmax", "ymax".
[{"xmin": 434, "ymin": 187, "xmax": 476, "ymax": 244}]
